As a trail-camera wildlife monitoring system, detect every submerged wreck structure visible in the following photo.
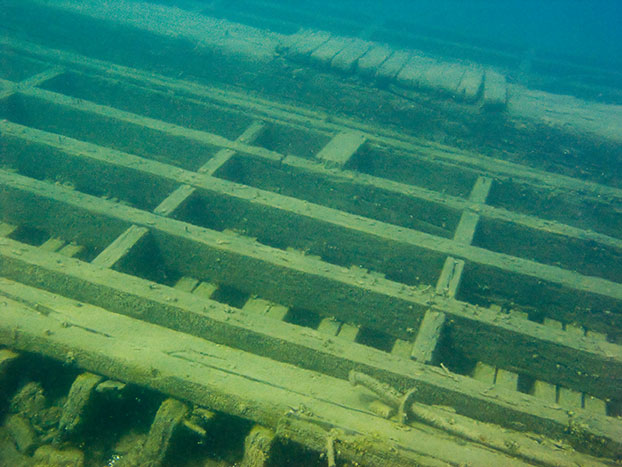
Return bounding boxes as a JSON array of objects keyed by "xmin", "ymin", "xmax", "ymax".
[{"xmin": 0, "ymin": 1, "xmax": 621, "ymax": 465}]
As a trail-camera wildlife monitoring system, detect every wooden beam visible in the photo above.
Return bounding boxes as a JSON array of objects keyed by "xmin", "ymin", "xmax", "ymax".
[
  {"xmin": 315, "ymin": 131, "xmax": 366, "ymax": 168},
  {"xmin": 410, "ymin": 310, "xmax": 446, "ymax": 365},
  {"xmin": 91, "ymin": 225, "xmax": 149, "ymax": 269}
]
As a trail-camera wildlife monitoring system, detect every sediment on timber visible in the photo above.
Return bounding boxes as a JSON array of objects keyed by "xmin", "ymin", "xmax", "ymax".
[{"xmin": 0, "ymin": 1, "xmax": 621, "ymax": 465}]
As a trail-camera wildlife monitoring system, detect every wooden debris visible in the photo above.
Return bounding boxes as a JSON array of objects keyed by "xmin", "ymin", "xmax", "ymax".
[
  {"xmin": 241, "ymin": 425, "xmax": 276, "ymax": 467},
  {"xmin": 56, "ymin": 372, "xmax": 103, "ymax": 443},
  {"xmin": 137, "ymin": 398, "xmax": 189, "ymax": 467}
]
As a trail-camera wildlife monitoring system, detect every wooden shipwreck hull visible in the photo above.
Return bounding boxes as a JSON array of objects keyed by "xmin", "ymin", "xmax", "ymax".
[{"xmin": 0, "ymin": 1, "xmax": 621, "ymax": 465}]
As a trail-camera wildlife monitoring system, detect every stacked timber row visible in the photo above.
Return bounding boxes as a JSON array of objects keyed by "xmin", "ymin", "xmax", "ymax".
[
  {"xmin": 0, "ymin": 1, "xmax": 621, "ymax": 466},
  {"xmin": 277, "ymin": 29, "xmax": 508, "ymax": 109}
]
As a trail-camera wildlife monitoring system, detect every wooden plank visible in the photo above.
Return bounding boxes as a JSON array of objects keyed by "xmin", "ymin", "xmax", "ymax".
[
  {"xmin": 375, "ymin": 50, "xmax": 410, "ymax": 81},
  {"xmin": 453, "ymin": 176, "xmax": 492, "ymax": 245},
  {"xmin": 533, "ymin": 380, "xmax": 557, "ymax": 402},
  {"xmin": 137, "ymin": 398, "xmax": 188, "ymax": 467},
  {"xmin": 357, "ymin": 44, "xmax": 393, "ymax": 77},
  {"xmin": 584, "ymin": 394, "xmax": 607, "ymax": 415},
  {"xmin": 40, "ymin": 237, "xmax": 66, "ymax": 252},
  {"xmin": 453, "ymin": 211, "xmax": 480, "ymax": 245},
  {"xmin": 58, "ymin": 242, "xmax": 85, "ymax": 258},
  {"xmin": 331, "ymin": 38, "xmax": 372, "ymax": 73},
  {"xmin": 390, "ymin": 339, "xmax": 412, "ymax": 359},
  {"xmin": 153, "ymin": 184, "xmax": 196, "ymax": 216},
  {"xmin": 310, "ymin": 37, "xmax": 349, "ymax": 67},
  {"xmin": 192, "ymin": 281, "xmax": 218, "ymax": 299},
  {"xmin": 495, "ymin": 369, "xmax": 518, "ymax": 391},
  {"xmin": 565, "ymin": 324, "xmax": 585, "ymax": 337},
  {"xmin": 544, "ymin": 318, "xmax": 563, "ymax": 330},
  {"xmin": 586, "ymin": 329, "xmax": 608, "ymax": 342},
  {"xmin": 472, "ymin": 362, "xmax": 496, "ymax": 385},
  {"xmin": 18, "ymin": 67, "xmax": 65, "ymax": 88},
  {"xmin": 199, "ymin": 120, "xmax": 266, "ymax": 175},
  {"xmin": 243, "ymin": 297, "xmax": 289, "ymax": 320},
  {"xmin": 315, "ymin": 131, "xmax": 366, "ymax": 168},
  {"xmin": 56, "ymin": 373, "xmax": 103, "ymax": 442},
  {"xmin": 91, "ymin": 225, "xmax": 149, "ymax": 269},
  {"xmin": 237, "ymin": 120, "xmax": 267, "ymax": 145},
  {"xmin": 317, "ymin": 317, "xmax": 341, "ymax": 336},
  {"xmin": 469, "ymin": 176, "xmax": 493, "ymax": 204},
  {"xmin": 435, "ymin": 257, "xmax": 464, "ymax": 298},
  {"xmin": 0, "ymin": 222, "xmax": 17, "ymax": 237},
  {"xmin": 418, "ymin": 62, "xmax": 466, "ymax": 95},
  {"xmin": 558, "ymin": 387, "xmax": 583, "ymax": 410},
  {"xmin": 483, "ymin": 69, "xmax": 508, "ymax": 111},
  {"xmin": 286, "ymin": 30, "xmax": 332, "ymax": 61},
  {"xmin": 396, "ymin": 53, "xmax": 432, "ymax": 88},
  {"xmin": 337, "ymin": 323, "xmax": 359, "ymax": 342},
  {"xmin": 174, "ymin": 276, "xmax": 199, "ymax": 293},
  {"xmin": 410, "ymin": 310, "xmax": 446, "ymax": 364},
  {"xmin": 456, "ymin": 65, "xmax": 484, "ymax": 102}
]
